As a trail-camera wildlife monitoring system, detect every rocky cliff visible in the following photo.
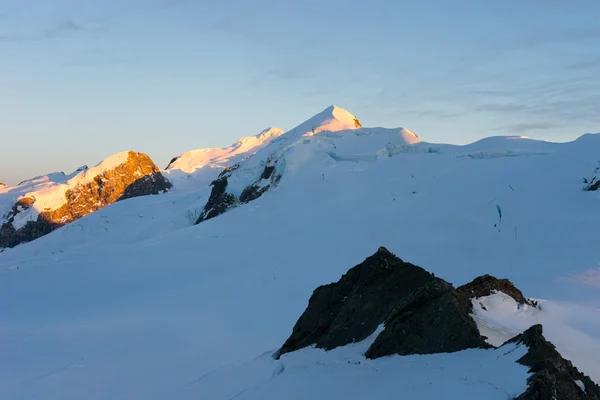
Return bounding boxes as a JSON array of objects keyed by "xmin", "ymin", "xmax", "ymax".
[
  {"xmin": 278, "ymin": 247, "xmax": 600, "ymax": 399},
  {"xmin": 277, "ymin": 247, "xmax": 489, "ymax": 359},
  {"xmin": 510, "ymin": 324, "xmax": 600, "ymax": 400},
  {"xmin": 0, "ymin": 151, "xmax": 171, "ymax": 248}
]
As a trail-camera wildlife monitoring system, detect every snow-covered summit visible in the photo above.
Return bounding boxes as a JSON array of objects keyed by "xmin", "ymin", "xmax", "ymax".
[
  {"xmin": 163, "ymin": 127, "xmax": 285, "ymax": 192},
  {"xmin": 166, "ymin": 127, "xmax": 284, "ymax": 174},
  {"xmin": 289, "ymin": 105, "xmax": 362, "ymax": 137}
]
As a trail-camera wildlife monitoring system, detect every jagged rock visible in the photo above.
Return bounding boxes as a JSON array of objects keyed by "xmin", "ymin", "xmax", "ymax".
[
  {"xmin": 583, "ymin": 164, "xmax": 600, "ymax": 191},
  {"xmin": 0, "ymin": 151, "xmax": 171, "ymax": 248},
  {"xmin": 457, "ymin": 274, "xmax": 533, "ymax": 311},
  {"xmin": 277, "ymin": 247, "xmax": 489, "ymax": 359},
  {"xmin": 196, "ymin": 177, "xmax": 237, "ymax": 223},
  {"xmin": 508, "ymin": 324, "xmax": 600, "ymax": 400},
  {"xmin": 166, "ymin": 156, "xmax": 179, "ymax": 169},
  {"xmin": 239, "ymin": 165, "xmax": 280, "ymax": 203},
  {"xmin": 0, "ymin": 182, "xmax": 6, "ymax": 188},
  {"xmin": 585, "ymin": 178, "xmax": 600, "ymax": 191},
  {"xmin": 196, "ymin": 163, "xmax": 281, "ymax": 223}
]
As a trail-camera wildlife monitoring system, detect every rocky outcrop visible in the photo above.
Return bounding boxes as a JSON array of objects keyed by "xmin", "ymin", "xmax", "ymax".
[
  {"xmin": 507, "ymin": 324, "xmax": 600, "ymax": 400},
  {"xmin": 196, "ymin": 175, "xmax": 237, "ymax": 222},
  {"xmin": 196, "ymin": 162, "xmax": 281, "ymax": 224},
  {"xmin": 584, "ymin": 177, "xmax": 600, "ymax": 191},
  {"xmin": 583, "ymin": 164, "xmax": 600, "ymax": 191},
  {"xmin": 0, "ymin": 182, "xmax": 6, "ymax": 188},
  {"xmin": 0, "ymin": 151, "xmax": 171, "ymax": 248},
  {"xmin": 166, "ymin": 156, "xmax": 179, "ymax": 169},
  {"xmin": 277, "ymin": 248, "xmax": 599, "ymax": 398},
  {"xmin": 277, "ymin": 247, "xmax": 489, "ymax": 359},
  {"xmin": 457, "ymin": 274, "xmax": 533, "ymax": 311}
]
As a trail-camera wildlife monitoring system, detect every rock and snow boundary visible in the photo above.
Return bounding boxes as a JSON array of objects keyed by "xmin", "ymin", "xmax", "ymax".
[{"xmin": 275, "ymin": 247, "xmax": 600, "ymax": 400}]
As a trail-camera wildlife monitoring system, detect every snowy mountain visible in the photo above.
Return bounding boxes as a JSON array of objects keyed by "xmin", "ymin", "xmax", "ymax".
[
  {"xmin": 0, "ymin": 151, "xmax": 170, "ymax": 248},
  {"xmin": 1, "ymin": 105, "xmax": 600, "ymax": 399},
  {"xmin": 163, "ymin": 127, "xmax": 284, "ymax": 192}
]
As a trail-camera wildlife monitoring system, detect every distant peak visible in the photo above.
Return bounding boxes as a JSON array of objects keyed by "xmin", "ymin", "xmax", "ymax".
[
  {"xmin": 255, "ymin": 127, "xmax": 284, "ymax": 139},
  {"xmin": 292, "ymin": 105, "xmax": 362, "ymax": 137}
]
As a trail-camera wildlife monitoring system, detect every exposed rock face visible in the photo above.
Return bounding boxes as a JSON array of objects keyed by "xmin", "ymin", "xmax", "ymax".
[
  {"xmin": 583, "ymin": 164, "xmax": 600, "ymax": 191},
  {"xmin": 196, "ymin": 175, "xmax": 237, "ymax": 222},
  {"xmin": 0, "ymin": 182, "xmax": 6, "ymax": 188},
  {"xmin": 585, "ymin": 177, "xmax": 600, "ymax": 191},
  {"xmin": 196, "ymin": 162, "xmax": 281, "ymax": 224},
  {"xmin": 277, "ymin": 247, "xmax": 489, "ymax": 359},
  {"xmin": 457, "ymin": 274, "xmax": 533, "ymax": 311},
  {"xmin": 508, "ymin": 324, "xmax": 600, "ymax": 400},
  {"xmin": 0, "ymin": 151, "xmax": 171, "ymax": 248},
  {"xmin": 166, "ymin": 156, "xmax": 179, "ymax": 169}
]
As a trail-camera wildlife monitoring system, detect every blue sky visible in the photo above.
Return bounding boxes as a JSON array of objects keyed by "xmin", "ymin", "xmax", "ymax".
[{"xmin": 1, "ymin": 0, "xmax": 600, "ymax": 185}]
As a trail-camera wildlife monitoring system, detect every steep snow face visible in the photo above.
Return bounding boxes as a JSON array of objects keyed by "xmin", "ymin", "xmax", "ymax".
[
  {"xmin": 163, "ymin": 106, "xmax": 363, "ymax": 194},
  {"xmin": 167, "ymin": 128, "xmax": 285, "ymax": 173},
  {"xmin": 163, "ymin": 127, "xmax": 284, "ymax": 192},
  {"xmin": 289, "ymin": 105, "xmax": 362, "ymax": 137},
  {"xmin": 192, "ymin": 107, "xmax": 423, "ymax": 221}
]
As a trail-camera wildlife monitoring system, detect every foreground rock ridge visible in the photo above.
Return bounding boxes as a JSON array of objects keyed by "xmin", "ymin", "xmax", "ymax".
[
  {"xmin": 0, "ymin": 151, "xmax": 170, "ymax": 248},
  {"xmin": 278, "ymin": 247, "xmax": 600, "ymax": 399},
  {"xmin": 277, "ymin": 246, "xmax": 490, "ymax": 359},
  {"xmin": 507, "ymin": 324, "xmax": 600, "ymax": 400}
]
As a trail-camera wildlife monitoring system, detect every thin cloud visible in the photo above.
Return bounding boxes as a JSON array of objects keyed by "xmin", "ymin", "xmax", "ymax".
[
  {"xmin": 0, "ymin": 19, "xmax": 88, "ymax": 43},
  {"xmin": 490, "ymin": 122, "xmax": 561, "ymax": 134},
  {"xmin": 44, "ymin": 20, "xmax": 84, "ymax": 39},
  {"xmin": 563, "ymin": 268, "xmax": 600, "ymax": 287}
]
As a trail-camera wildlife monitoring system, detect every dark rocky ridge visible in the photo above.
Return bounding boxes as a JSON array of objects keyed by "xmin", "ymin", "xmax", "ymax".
[
  {"xmin": 278, "ymin": 247, "xmax": 599, "ymax": 399},
  {"xmin": 583, "ymin": 164, "xmax": 600, "ymax": 191},
  {"xmin": 508, "ymin": 324, "xmax": 600, "ymax": 399},
  {"xmin": 457, "ymin": 274, "xmax": 533, "ymax": 312},
  {"xmin": 585, "ymin": 177, "xmax": 600, "ymax": 191},
  {"xmin": 196, "ymin": 162, "xmax": 281, "ymax": 224},
  {"xmin": 0, "ymin": 151, "xmax": 171, "ymax": 248},
  {"xmin": 277, "ymin": 247, "xmax": 490, "ymax": 359},
  {"xmin": 166, "ymin": 156, "xmax": 179, "ymax": 169}
]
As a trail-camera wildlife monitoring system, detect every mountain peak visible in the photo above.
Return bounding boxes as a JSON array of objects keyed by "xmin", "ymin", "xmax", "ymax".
[
  {"xmin": 244, "ymin": 127, "xmax": 284, "ymax": 143},
  {"xmin": 291, "ymin": 105, "xmax": 362, "ymax": 137}
]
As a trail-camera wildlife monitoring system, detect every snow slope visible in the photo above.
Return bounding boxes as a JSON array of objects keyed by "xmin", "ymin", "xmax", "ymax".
[
  {"xmin": 163, "ymin": 127, "xmax": 284, "ymax": 192},
  {"xmin": 0, "ymin": 169, "xmax": 82, "ymax": 228},
  {"xmin": 1, "ymin": 106, "xmax": 600, "ymax": 399}
]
